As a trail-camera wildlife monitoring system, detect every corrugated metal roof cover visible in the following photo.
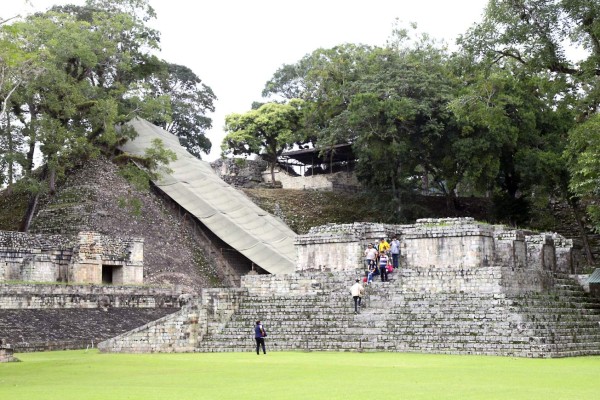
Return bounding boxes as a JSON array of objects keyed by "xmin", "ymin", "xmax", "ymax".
[
  {"xmin": 120, "ymin": 118, "xmax": 296, "ymax": 274},
  {"xmin": 588, "ymin": 268, "xmax": 600, "ymax": 284}
]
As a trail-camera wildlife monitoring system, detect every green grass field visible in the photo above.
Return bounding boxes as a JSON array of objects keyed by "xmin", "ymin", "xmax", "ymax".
[{"xmin": 1, "ymin": 350, "xmax": 599, "ymax": 399}]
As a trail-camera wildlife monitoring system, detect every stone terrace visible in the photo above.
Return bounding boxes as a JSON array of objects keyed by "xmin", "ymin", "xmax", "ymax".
[
  {"xmin": 0, "ymin": 308, "xmax": 179, "ymax": 352},
  {"xmin": 0, "ymin": 283, "xmax": 183, "ymax": 351},
  {"xmin": 99, "ymin": 218, "xmax": 600, "ymax": 357},
  {"xmin": 200, "ymin": 270, "xmax": 600, "ymax": 357},
  {"xmin": 100, "ymin": 267, "xmax": 600, "ymax": 357}
]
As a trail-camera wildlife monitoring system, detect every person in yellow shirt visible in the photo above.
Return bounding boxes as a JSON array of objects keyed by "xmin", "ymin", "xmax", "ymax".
[
  {"xmin": 377, "ymin": 238, "xmax": 390, "ymax": 253},
  {"xmin": 376, "ymin": 238, "xmax": 389, "ymax": 268}
]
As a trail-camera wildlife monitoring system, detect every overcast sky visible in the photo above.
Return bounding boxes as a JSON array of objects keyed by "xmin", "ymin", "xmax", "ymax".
[{"xmin": 4, "ymin": 0, "xmax": 489, "ymax": 161}]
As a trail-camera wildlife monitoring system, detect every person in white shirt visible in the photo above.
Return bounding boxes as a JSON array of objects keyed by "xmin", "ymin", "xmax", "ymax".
[
  {"xmin": 364, "ymin": 243, "xmax": 378, "ymax": 266},
  {"xmin": 350, "ymin": 279, "xmax": 365, "ymax": 314}
]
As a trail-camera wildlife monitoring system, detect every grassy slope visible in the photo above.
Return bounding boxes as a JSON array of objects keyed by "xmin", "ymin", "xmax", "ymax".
[
  {"xmin": 242, "ymin": 188, "xmax": 493, "ymax": 234},
  {"xmin": 1, "ymin": 350, "xmax": 599, "ymax": 400},
  {"xmin": 0, "ymin": 189, "xmax": 28, "ymax": 231},
  {"xmin": 242, "ymin": 188, "xmax": 384, "ymax": 234}
]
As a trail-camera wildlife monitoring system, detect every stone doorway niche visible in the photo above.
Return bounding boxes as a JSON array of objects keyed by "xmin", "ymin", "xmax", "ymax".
[{"xmin": 102, "ymin": 265, "xmax": 123, "ymax": 285}]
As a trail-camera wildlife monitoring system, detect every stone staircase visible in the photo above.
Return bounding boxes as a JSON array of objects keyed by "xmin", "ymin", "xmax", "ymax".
[
  {"xmin": 195, "ymin": 269, "xmax": 600, "ymax": 357},
  {"xmin": 509, "ymin": 274, "xmax": 600, "ymax": 357},
  {"xmin": 196, "ymin": 281, "xmax": 358, "ymax": 352}
]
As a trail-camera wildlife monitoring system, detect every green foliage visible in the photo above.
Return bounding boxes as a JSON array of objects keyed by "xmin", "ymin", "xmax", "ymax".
[
  {"xmin": 0, "ymin": 1, "xmax": 160, "ymax": 190},
  {"xmin": 450, "ymin": 61, "xmax": 575, "ymax": 212},
  {"xmin": 136, "ymin": 62, "xmax": 217, "ymax": 159},
  {"xmin": 222, "ymin": 100, "xmax": 305, "ymax": 184},
  {"xmin": 566, "ymin": 114, "xmax": 600, "ymax": 231},
  {"xmin": 117, "ymin": 194, "xmax": 143, "ymax": 217},
  {"xmin": 459, "ymin": 0, "xmax": 600, "ymax": 227},
  {"xmin": 0, "ymin": 0, "xmax": 212, "ymax": 196},
  {"xmin": 116, "ymin": 138, "xmax": 176, "ymax": 195},
  {"xmin": 492, "ymin": 191, "xmax": 531, "ymax": 227},
  {"xmin": 233, "ymin": 157, "xmax": 247, "ymax": 168},
  {"xmin": 115, "ymin": 138, "xmax": 176, "ymax": 219},
  {"xmin": 441, "ymin": 0, "xmax": 600, "ymax": 256},
  {"xmin": 222, "ymin": 101, "xmax": 305, "ymax": 159},
  {"xmin": 263, "ymin": 43, "xmax": 373, "ymax": 146},
  {"xmin": 118, "ymin": 164, "xmax": 150, "ymax": 191},
  {"xmin": 0, "ymin": 187, "xmax": 29, "ymax": 230},
  {"xmin": 256, "ymin": 5, "xmax": 600, "ymax": 228},
  {"xmin": 243, "ymin": 189, "xmax": 403, "ymax": 234},
  {"xmin": 127, "ymin": 196, "xmax": 143, "ymax": 217},
  {"xmin": 143, "ymin": 138, "xmax": 177, "ymax": 178},
  {"xmin": 113, "ymin": 141, "xmax": 175, "ymax": 223},
  {"xmin": 262, "ymin": 30, "xmax": 494, "ymax": 214}
]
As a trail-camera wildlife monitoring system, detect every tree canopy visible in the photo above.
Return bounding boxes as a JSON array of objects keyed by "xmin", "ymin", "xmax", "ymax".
[
  {"xmin": 222, "ymin": 100, "xmax": 305, "ymax": 185},
  {"xmin": 457, "ymin": 0, "xmax": 600, "ymax": 254},
  {"xmin": 220, "ymin": 3, "xmax": 600, "ymax": 241},
  {"xmin": 0, "ymin": 0, "xmax": 215, "ymax": 195}
]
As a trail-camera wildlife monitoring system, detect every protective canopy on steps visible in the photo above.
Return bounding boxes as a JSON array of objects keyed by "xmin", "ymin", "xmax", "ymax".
[{"xmin": 119, "ymin": 118, "xmax": 296, "ymax": 274}]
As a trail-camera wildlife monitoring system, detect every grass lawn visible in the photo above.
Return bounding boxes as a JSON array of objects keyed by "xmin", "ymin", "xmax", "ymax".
[{"xmin": 1, "ymin": 350, "xmax": 599, "ymax": 399}]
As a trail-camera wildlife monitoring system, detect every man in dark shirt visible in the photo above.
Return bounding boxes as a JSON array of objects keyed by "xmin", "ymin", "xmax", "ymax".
[{"xmin": 254, "ymin": 320, "xmax": 267, "ymax": 355}]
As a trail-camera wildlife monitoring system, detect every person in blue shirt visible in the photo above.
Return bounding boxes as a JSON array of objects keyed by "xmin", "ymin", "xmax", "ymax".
[
  {"xmin": 390, "ymin": 237, "xmax": 401, "ymax": 269},
  {"xmin": 254, "ymin": 320, "xmax": 267, "ymax": 355}
]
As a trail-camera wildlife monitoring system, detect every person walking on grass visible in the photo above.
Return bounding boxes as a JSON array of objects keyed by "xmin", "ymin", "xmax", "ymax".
[
  {"xmin": 254, "ymin": 320, "xmax": 267, "ymax": 355},
  {"xmin": 350, "ymin": 279, "xmax": 365, "ymax": 314}
]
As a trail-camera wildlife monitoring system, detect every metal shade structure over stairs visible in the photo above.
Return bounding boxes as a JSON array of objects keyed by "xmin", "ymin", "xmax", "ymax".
[{"xmin": 119, "ymin": 118, "xmax": 296, "ymax": 274}]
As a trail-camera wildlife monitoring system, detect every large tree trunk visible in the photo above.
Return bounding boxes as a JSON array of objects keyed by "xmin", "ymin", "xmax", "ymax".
[
  {"xmin": 24, "ymin": 106, "xmax": 38, "ymax": 176},
  {"xmin": 270, "ymin": 162, "xmax": 276, "ymax": 188},
  {"xmin": 445, "ymin": 181, "xmax": 458, "ymax": 214},
  {"xmin": 6, "ymin": 116, "xmax": 13, "ymax": 195},
  {"xmin": 49, "ymin": 166, "xmax": 56, "ymax": 195},
  {"xmin": 393, "ymin": 161, "xmax": 402, "ymax": 215},
  {"xmin": 19, "ymin": 166, "xmax": 47, "ymax": 232},
  {"xmin": 19, "ymin": 192, "xmax": 39, "ymax": 232},
  {"xmin": 568, "ymin": 197, "xmax": 595, "ymax": 266}
]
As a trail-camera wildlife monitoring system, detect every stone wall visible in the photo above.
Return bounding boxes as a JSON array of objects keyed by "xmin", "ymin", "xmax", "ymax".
[
  {"xmin": 242, "ymin": 270, "xmax": 358, "ymax": 296},
  {"xmin": 98, "ymin": 288, "xmax": 246, "ymax": 353},
  {"xmin": 0, "ymin": 345, "xmax": 18, "ymax": 362},
  {"xmin": 295, "ymin": 218, "xmax": 578, "ymax": 294},
  {"xmin": 0, "ymin": 230, "xmax": 143, "ymax": 285},
  {"xmin": 210, "ymin": 158, "xmax": 267, "ymax": 188},
  {"xmin": 0, "ymin": 284, "xmax": 182, "ymax": 309},
  {"xmin": 1, "ymin": 307, "xmax": 180, "ymax": 352},
  {"xmin": 211, "ymin": 157, "xmax": 363, "ymax": 191},
  {"xmin": 263, "ymin": 168, "xmax": 359, "ymax": 191},
  {"xmin": 96, "ymin": 304, "xmax": 200, "ymax": 353},
  {"xmin": 402, "ymin": 219, "xmax": 497, "ymax": 269},
  {"xmin": 0, "ymin": 283, "xmax": 184, "ymax": 352},
  {"xmin": 0, "ymin": 231, "xmax": 73, "ymax": 282},
  {"xmin": 70, "ymin": 232, "xmax": 144, "ymax": 284},
  {"xmin": 295, "ymin": 235, "xmax": 362, "ymax": 272},
  {"xmin": 548, "ymin": 199, "xmax": 600, "ymax": 265},
  {"xmin": 295, "ymin": 222, "xmax": 402, "ymax": 272},
  {"xmin": 553, "ymin": 233, "xmax": 577, "ymax": 274}
]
